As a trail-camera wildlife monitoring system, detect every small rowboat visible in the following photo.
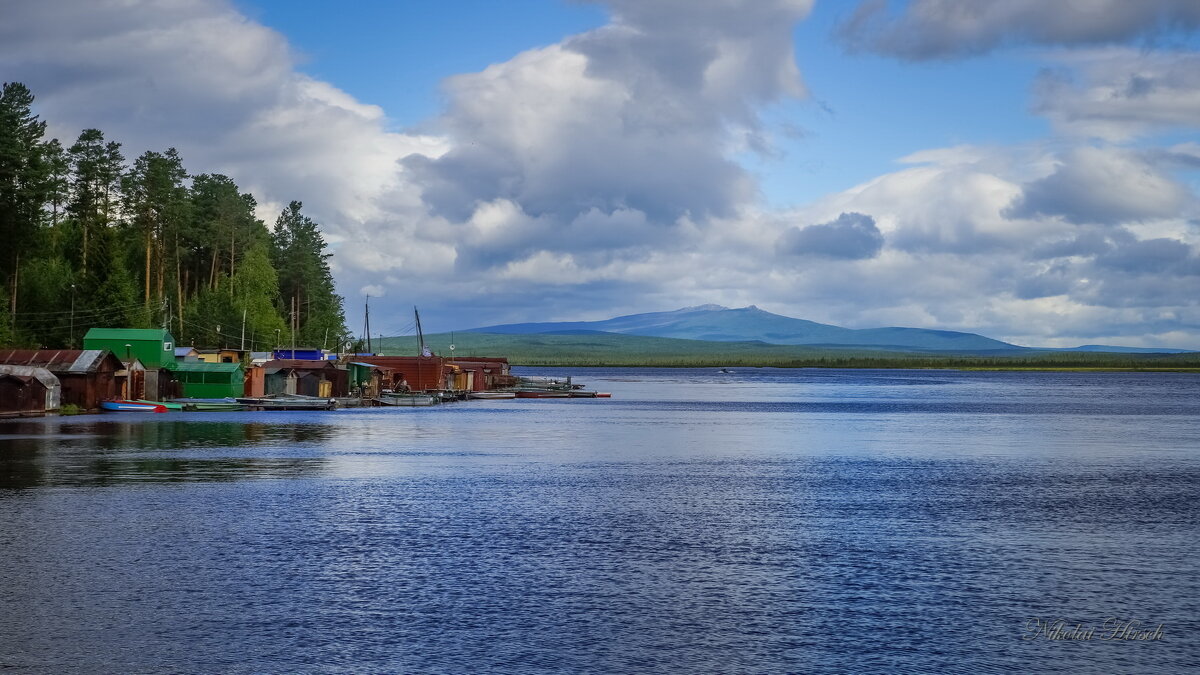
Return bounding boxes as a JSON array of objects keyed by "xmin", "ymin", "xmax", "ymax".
[
  {"xmin": 515, "ymin": 390, "xmax": 571, "ymax": 398},
  {"xmin": 133, "ymin": 399, "xmax": 184, "ymax": 410},
  {"xmin": 101, "ymin": 400, "xmax": 168, "ymax": 413},
  {"xmin": 468, "ymin": 391, "xmax": 517, "ymax": 399},
  {"xmin": 376, "ymin": 393, "xmax": 439, "ymax": 406}
]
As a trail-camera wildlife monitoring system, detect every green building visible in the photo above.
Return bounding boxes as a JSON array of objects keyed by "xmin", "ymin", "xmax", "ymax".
[
  {"xmin": 173, "ymin": 362, "xmax": 244, "ymax": 398},
  {"xmin": 83, "ymin": 328, "xmax": 178, "ymax": 368}
]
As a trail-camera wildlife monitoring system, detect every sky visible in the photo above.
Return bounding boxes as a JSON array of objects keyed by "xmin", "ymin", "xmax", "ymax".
[{"xmin": 2, "ymin": 0, "xmax": 1199, "ymax": 347}]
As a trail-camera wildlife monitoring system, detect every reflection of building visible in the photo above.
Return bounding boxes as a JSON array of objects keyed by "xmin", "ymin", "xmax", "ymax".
[
  {"xmin": 0, "ymin": 365, "xmax": 61, "ymax": 416},
  {"xmin": 0, "ymin": 349, "xmax": 124, "ymax": 411}
]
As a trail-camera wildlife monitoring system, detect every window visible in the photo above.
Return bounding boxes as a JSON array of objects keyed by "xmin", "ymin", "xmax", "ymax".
[{"xmin": 164, "ymin": 342, "xmax": 173, "ymax": 351}]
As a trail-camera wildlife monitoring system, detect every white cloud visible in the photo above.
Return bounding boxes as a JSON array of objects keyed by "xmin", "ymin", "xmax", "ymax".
[
  {"xmin": 1032, "ymin": 49, "xmax": 1200, "ymax": 141},
  {"xmin": 838, "ymin": 0, "xmax": 1200, "ymax": 60},
  {"xmin": 3, "ymin": 0, "xmax": 1199, "ymax": 347}
]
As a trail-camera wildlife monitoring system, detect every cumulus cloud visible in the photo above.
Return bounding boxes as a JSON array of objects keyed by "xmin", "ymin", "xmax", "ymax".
[
  {"xmin": 405, "ymin": 0, "xmax": 813, "ymax": 273},
  {"xmin": 1004, "ymin": 146, "xmax": 1193, "ymax": 225},
  {"xmin": 1032, "ymin": 49, "xmax": 1200, "ymax": 140},
  {"xmin": 838, "ymin": 0, "xmax": 1200, "ymax": 60},
  {"xmin": 776, "ymin": 212, "xmax": 883, "ymax": 259},
  {"xmin": 3, "ymin": 0, "xmax": 1199, "ymax": 347}
]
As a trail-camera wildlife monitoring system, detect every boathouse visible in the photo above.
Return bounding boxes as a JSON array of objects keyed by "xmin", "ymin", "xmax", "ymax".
[
  {"xmin": 273, "ymin": 348, "xmax": 325, "ymax": 361},
  {"xmin": 174, "ymin": 346, "xmax": 200, "ymax": 362},
  {"xmin": 0, "ymin": 365, "xmax": 61, "ymax": 417},
  {"xmin": 348, "ymin": 362, "xmax": 391, "ymax": 398},
  {"xmin": 0, "ymin": 350, "xmax": 124, "ymax": 411},
  {"xmin": 352, "ymin": 356, "xmax": 448, "ymax": 392},
  {"xmin": 195, "ymin": 348, "xmax": 244, "ymax": 364},
  {"xmin": 174, "ymin": 362, "xmax": 244, "ymax": 398},
  {"xmin": 263, "ymin": 360, "xmax": 347, "ymax": 397},
  {"xmin": 82, "ymin": 328, "xmax": 177, "ymax": 368},
  {"xmin": 450, "ymin": 357, "xmax": 517, "ymax": 390}
]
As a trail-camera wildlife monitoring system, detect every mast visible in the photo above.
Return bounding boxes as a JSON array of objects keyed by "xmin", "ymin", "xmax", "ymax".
[
  {"xmin": 364, "ymin": 296, "xmax": 371, "ymax": 354},
  {"xmin": 414, "ymin": 306, "xmax": 427, "ymax": 357}
]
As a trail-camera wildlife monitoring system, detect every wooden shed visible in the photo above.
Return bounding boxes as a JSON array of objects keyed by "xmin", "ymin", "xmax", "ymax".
[
  {"xmin": 0, "ymin": 365, "xmax": 61, "ymax": 417},
  {"xmin": 354, "ymin": 356, "xmax": 448, "ymax": 393},
  {"xmin": 0, "ymin": 350, "xmax": 124, "ymax": 411},
  {"xmin": 263, "ymin": 360, "xmax": 347, "ymax": 397}
]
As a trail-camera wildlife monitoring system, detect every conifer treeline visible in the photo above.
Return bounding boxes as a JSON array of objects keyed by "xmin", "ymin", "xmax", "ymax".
[{"xmin": 0, "ymin": 82, "xmax": 350, "ymax": 351}]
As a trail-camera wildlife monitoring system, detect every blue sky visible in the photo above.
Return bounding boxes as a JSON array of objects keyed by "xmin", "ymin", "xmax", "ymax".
[{"xmin": 3, "ymin": 0, "xmax": 1199, "ymax": 347}]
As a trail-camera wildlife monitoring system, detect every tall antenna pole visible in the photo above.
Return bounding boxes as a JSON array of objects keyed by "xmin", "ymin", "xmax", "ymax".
[{"xmin": 365, "ymin": 296, "xmax": 371, "ymax": 354}]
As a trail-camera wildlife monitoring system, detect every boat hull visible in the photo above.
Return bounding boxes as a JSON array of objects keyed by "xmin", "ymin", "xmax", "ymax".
[
  {"xmin": 101, "ymin": 400, "xmax": 167, "ymax": 413},
  {"xmin": 515, "ymin": 390, "xmax": 571, "ymax": 398},
  {"xmin": 376, "ymin": 394, "xmax": 439, "ymax": 407},
  {"xmin": 468, "ymin": 392, "xmax": 516, "ymax": 399}
]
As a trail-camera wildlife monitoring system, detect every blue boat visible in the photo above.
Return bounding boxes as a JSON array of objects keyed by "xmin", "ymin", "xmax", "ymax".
[{"xmin": 100, "ymin": 400, "xmax": 168, "ymax": 413}]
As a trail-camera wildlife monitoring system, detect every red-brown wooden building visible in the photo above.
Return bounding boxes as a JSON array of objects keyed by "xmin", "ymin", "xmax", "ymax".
[{"xmin": 0, "ymin": 350, "xmax": 125, "ymax": 411}]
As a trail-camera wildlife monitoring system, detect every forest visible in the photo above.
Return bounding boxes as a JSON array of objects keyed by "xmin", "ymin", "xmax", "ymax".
[{"xmin": 0, "ymin": 82, "xmax": 349, "ymax": 352}]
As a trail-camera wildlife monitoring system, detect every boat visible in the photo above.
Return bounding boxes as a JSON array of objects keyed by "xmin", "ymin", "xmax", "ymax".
[
  {"xmin": 235, "ymin": 395, "xmax": 336, "ymax": 410},
  {"xmin": 133, "ymin": 399, "xmax": 184, "ymax": 410},
  {"xmin": 515, "ymin": 390, "xmax": 571, "ymax": 398},
  {"xmin": 376, "ymin": 393, "xmax": 439, "ymax": 406},
  {"xmin": 185, "ymin": 401, "xmax": 245, "ymax": 412},
  {"xmin": 468, "ymin": 391, "xmax": 517, "ymax": 399},
  {"xmin": 568, "ymin": 391, "xmax": 598, "ymax": 398},
  {"xmin": 101, "ymin": 400, "xmax": 168, "ymax": 413}
]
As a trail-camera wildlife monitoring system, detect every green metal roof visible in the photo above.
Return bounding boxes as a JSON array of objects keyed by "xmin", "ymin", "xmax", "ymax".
[
  {"xmin": 83, "ymin": 328, "xmax": 177, "ymax": 342},
  {"xmin": 173, "ymin": 362, "xmax": 242, "ymax": 373}
]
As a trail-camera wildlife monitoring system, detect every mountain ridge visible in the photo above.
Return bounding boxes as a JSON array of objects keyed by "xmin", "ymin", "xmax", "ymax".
[{"xmin": 461, "ymin": 305, "xmax": 1194, "ymax": 353}]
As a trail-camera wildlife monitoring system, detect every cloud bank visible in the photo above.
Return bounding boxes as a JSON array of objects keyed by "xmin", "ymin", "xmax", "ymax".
[
  {"xmin": 1, "ymin": 0, "xmax": 1199, "ymax": 347},
  {"xmin": 838, "ymin": 0, "xmax": 1200, "ymax": 60}
]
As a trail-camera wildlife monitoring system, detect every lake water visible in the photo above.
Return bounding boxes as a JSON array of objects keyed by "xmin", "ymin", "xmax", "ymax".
[{"xmin": 2, "ymin": 367, "xmax": 1198, "ymax": 672}]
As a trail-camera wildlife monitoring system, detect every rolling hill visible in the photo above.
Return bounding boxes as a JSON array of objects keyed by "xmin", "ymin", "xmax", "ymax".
[
  {"xmin": 461, "ymin": 305, "xmax": 1194, "ymax": 354},
  {"xmin": 464, "ymin": 304, "xmax": 1023, "ymax": 352}
]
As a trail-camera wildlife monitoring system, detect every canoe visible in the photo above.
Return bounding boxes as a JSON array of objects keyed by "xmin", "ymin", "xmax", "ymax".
[
  {"xmin": 101, "ymin": 400, "xmax": 168, "ymax": 413},
  {"xmin": 376, "ymin": 393, "xmax": 439, "ymax": 406},
  {"xmin": 468, "ymin": 391, "xmax": 516, "ymax": 399},
  {"xmin": 133, "ymin": 399, "xmax": 184, "ymax": 410}
]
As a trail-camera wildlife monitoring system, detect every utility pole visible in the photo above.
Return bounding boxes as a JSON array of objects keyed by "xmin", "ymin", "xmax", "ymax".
[
  {"xmin": 290, "ymin": 295, "xmax": 296, "ymax": 357},
  {"xmin": 364, "ymin": 296, "xmax": 372, "ymax": 354},
  {"xmin": 69, "ymin": 283, "xmax": 76, "ymax": 348},
  {"xmin": 241, "ymin": 308, "xmax": 246, "ymax": 350}
]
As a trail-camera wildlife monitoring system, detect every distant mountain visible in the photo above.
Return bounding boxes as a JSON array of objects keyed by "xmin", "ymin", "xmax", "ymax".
[
  {"xmin": 465, "ymin": 305, "xmax": 1023, "ymax": 352},
  {"xmin": 464, "ymin": 305, "xmax": 1195, "ymax": 354}
]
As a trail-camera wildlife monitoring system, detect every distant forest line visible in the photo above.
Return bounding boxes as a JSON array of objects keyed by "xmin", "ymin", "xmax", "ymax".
[
  {"xmin": 0, "ymin": 82, "xmax": 349, "ymax": 351},
  {"xmin": 377, "ymin": 332, "xmax": 1200, "ymax": 370}
]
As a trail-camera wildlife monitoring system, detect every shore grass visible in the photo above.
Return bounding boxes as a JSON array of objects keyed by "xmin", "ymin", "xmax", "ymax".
[{"xmin": 373, "ymin": 332, "xmax": 1200, "ymax": 371}]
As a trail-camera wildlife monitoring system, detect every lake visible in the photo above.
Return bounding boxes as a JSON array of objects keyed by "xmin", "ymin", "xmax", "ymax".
[{"xmin": 2, "ymin": 367, "xmax": 1198, "ymax": 672}]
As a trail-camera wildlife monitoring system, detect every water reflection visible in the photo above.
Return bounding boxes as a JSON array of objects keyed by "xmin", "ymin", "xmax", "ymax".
[{"xmin": 0, "ymin": 418, "xmax": 333, "ymax": 488}]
